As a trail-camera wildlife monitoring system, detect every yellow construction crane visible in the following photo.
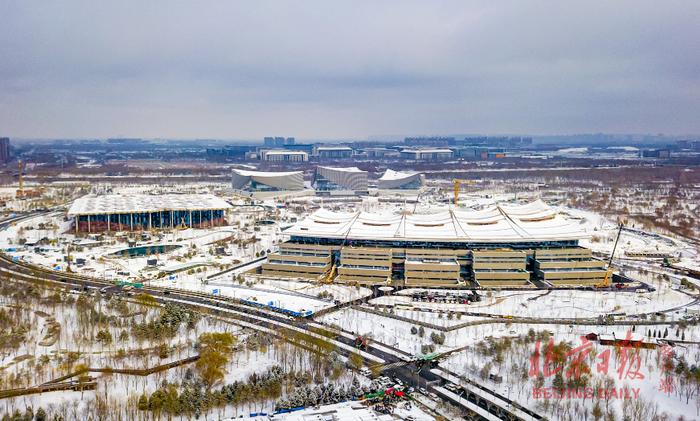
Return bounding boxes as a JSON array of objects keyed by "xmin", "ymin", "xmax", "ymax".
[
  {"xmin": 453, "ymin": 179, "xmax": 477, "ymax": 204},
  {"xmin": 597, "ymin": 223, "xmax": 624, "ymax": 288},
  {"xmin": 176, "ymin": 217, "xmax": 189, "ymax": 231},
  {"xmin": 320, "ymin": 262, "xmax": 337, "ymax": 283}
]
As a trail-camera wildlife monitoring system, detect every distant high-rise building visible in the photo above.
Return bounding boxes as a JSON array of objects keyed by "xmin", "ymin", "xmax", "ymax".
[
  {"xmin": 107, "ymin": 138, "xmax": 146, "ymax": 145},
  {"xmin": 264, "ymin": 137, "xmax": 295, "ymax": 147},
  {"xmin": 460, "ymin": 136, "xmax": 532, "ymax": 148},
  {"xmin": 0, "ymin": 138, "xmax": 10, "ymax": 164},
  {"xmin": 404, "ymin": 136, "xmax": 454, "ymax": 146}
]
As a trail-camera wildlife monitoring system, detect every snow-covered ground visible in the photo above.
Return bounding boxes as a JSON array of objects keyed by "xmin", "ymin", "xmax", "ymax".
[
  {"xmin": 2, "ymin": 183, "xmax": 699, "ymax": 420},
  {"xmin": 0, "ymin": 210, "xmax": 288, "ymax": 280},
  {"xmin": 373, "ymin": 284, "xmax": 694, "ymax": 320},
  {"xmin": 228, "ymin": 400, "xmax": 435, "ymax": 421},
  {"xmin": 442, "ymin": 322, "xmax": 700, "ymax": 421},
  {"xmin": 0, "ymin": 282, "xmax": 364, "ymax": 420},
  {"xmin": 323, "ymin": 304, "xmax": 700, "ymax": 420},
  {"xmin": 150, "ymin": 275, "xmax": 372, "ymax": 314}
]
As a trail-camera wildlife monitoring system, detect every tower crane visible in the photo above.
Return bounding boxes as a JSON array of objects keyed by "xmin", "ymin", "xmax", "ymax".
[
  {"xmin": 16, "ymin": 160, "xmax": 24, "ymax": 198},
  {"xmin": 452, "ymin": 179, "xmax": 477, "ymax": 205},
  {"xmin": 15, "ymin": 160, "xmax": 42, "ymax": 199}
]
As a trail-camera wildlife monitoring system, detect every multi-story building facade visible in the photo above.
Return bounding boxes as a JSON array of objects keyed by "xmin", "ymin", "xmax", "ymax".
[
  {"xmin": 260, "ymin": 150, "xmax": 308, "ymax": 162},
  {"xmin": 262, "ymin": 200, "xmax": 608, "ymax": 288},
  {"xmin": 400, "ymin": 148, "xmax": 453, "ymax": 161}
]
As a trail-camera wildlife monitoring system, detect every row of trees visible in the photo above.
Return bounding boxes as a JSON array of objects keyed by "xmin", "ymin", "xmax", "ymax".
[
  {"xmin": 275, "ymin": 378, "xmax": 368, "ymax": 411},
  {"xmin": 135, "ymin": 364, "xmax": 363, "ymax": 419},
  {"xmin": 0, "ymin": 407, "xmax": 48, "ymax": 421}
]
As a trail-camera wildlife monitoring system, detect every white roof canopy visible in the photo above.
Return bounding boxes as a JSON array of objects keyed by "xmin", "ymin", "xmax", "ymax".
[
  {"xmin": 68, "ymin": 194, "xmax": 232, "ymax": 216},
  {"xmin": 317, "ymin": 166, "xmax": 365, "ymax": 173},
  {"xmin": 232, "ymin": 169, "xmax": 302, "ymax": 177},
  {"xmin": 378, "ymin": 169, "xmax": 419, "ymax": 181},
  {"xmin": 286, "ymin": 200, "xmax": 588, "ymax": 243}
]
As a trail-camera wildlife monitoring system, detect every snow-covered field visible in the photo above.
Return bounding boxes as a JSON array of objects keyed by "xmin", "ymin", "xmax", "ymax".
[
  {"xmin": 373, "ymin": 284, "xmax": 694, "ymax": 320},
  {"xmin": 0, "ymin": 210, "xmax": 287, "ymax": 279},
  {"xmin": 0, "ymin": 281, "xmax": 368, "ymax": 420},
  {"xmin": 150, "ymin": 275, "xmax": 371, "ymax": 314},
  {"xmin": 442, "ymin": 323, "xmax": 700, "ymax": 421},
  {"xmin": 226, "ymin": 400, "xmax": 435, "ymax": 421},
  {"xmin": 2, "ymin": 182, "xmax": 698, "ymax": 420}
]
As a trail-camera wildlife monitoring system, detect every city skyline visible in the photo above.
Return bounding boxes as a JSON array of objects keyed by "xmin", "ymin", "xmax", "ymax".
[{"xmin": 1, "ymin": 1, "xmax": 699, "ymax": 138}]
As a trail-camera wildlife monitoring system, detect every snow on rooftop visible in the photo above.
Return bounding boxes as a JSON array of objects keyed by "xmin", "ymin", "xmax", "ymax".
[
  {"xmin": 317, "ymin": 146, "xmax": 353, "ymax": 150},
  {"xmin": 317, "ymin": 166, "xmax": 365, "ymax": 173},
  {"xmin": 67, "ymin": 194, "xmax": 232, "ymax": 215},
  {"xmin": 232, "ymin": 169, "xmax": 303, "ymax": 177},
  {"xmin": 401, "ymin": 148, "xmax": 453, "ymax": 153},
  {"xmin": 378, "ymin": 169, "xmax": 419, "ymax": 181},
  {"xmin": 287, "ymin": 200, "xmax": 589, "ymax": 243},
  {"xmin": 263, "ymin": 150, "xmax": 307, "ymax": 155}
]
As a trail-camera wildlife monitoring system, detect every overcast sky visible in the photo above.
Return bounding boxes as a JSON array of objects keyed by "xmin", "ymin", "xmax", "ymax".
[{"xmin": 1, "ymin": 1, "xmax": 698, "ymax": 139}]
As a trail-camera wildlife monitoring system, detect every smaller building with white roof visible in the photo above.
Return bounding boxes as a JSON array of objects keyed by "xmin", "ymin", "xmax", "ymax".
[
  {"xmin": 313, "ymin": 166, "xmax": 368, "ymax": 193},
  {"xmin": 378, "ymin": 169, "xmax": 424, "ymax": 189},
  {"xmin": 232, "ymin": 169, "xmax": 305, "ymax": 191}
]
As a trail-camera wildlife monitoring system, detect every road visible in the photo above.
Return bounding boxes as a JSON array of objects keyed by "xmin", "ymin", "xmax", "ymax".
[
  {"xmin": 0, "ymin": 213, "xmax": 538, "ymax": 420},
  {"xmin": 8, "ymin": 209, "xmax": 699, "ymax": 419}
]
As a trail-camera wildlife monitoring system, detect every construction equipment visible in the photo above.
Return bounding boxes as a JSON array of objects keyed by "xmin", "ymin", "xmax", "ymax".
[
  {"xmin": 452, "ymin": 179, "xmax": 477, "ymax": 205},
  {"xmin": 598, "ymin": 223, "xmax": 624, "ymax": 288},
  {"xmin": 320, "ymin": 212, "xmax": 361, "ymax": 285},
  {"xmin": 321, "ymin": 262, "xmax": 337, "ymax": 283},
  {"xmin": 354, "ymin": 335, "xmax": 370, "ymax": 350},
  {"xmin": 15, "ymin": 160, "xmax": 42, "ymax": 199},
  {"xmin": 175, "ymin": 217, "xmax": 188, "ymax": 230},
  {"xmin": 17, "ymin": 160, "xmax": 24, "ymax": 197}
]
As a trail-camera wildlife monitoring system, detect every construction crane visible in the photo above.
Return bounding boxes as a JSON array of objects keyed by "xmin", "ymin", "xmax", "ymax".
[
  {"xmin": 16, "ymin": 160, "xmax": 24, "ymax": 198},
  {"xmin": 321, "ymin": 212, "xmax": 361, "ymax": 285},
  {"xmin": 15, "ymin": 160, "xmax": 42, "ymax": 199},
  {"xmin": 452, "ymin": 179, "xmax": 477, "ymax": 205},
  {"xmin": 176, "ymin": 217, "xmax": 189, "ymax": 230},
  {"xmin": 598, "ymin": 223, "xmax": 624, "ymax": 288},
  {"xmin": 320, "ymin": 262, "xmax": 337, "ymax": 283}
]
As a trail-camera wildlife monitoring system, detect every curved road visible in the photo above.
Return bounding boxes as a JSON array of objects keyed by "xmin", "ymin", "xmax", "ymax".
[{"xmin": 0, "ymin": 212, "xmax": 539, "ymax": 421}]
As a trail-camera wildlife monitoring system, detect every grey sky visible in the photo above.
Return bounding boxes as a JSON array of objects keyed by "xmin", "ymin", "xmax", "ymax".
[{"xmin": 1, "ymin": 1, "xmax": 698, "ymax": 139}]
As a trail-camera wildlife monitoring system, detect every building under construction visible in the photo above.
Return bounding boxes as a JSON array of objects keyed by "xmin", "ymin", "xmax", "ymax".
[
  {"xmin": 67, "ymin": 194, "xmax": 231, "ymax": 233},
  {"xmin": 262, "ymin": 200, "xmax": 609, "ymax": 288}
]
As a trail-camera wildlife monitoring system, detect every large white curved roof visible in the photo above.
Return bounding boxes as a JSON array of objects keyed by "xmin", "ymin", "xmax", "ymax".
[
  {"xmin": 233, "ymin": 169, "xmax": 303, "ymax": 177},
  {"xmin": 231, "ymin": 169, "xmax": 304, "ymax": 190},
  {"xmin": 287, "ymin": 200, "xmax": 587, "ymax": 243},
  {"xmin": 317, "ymin": 166, "xmax": 365, "ymax": 173},
  {"xmin": 378, "ymin": 169, "xmax": 419, "ymax": 181},
  {"xmin": 378, "ymin": 169, "xmax": 423, "ymax": 189},
  {"xmin": 68, "ymin": 194, "xmax": 231, "ymax": 216}
]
